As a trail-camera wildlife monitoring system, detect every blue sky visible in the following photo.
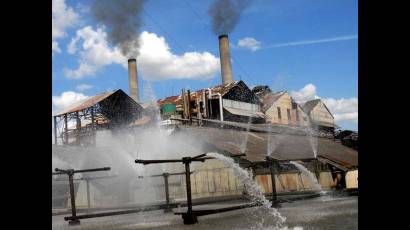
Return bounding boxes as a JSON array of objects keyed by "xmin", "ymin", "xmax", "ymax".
[{"xmin": 52, "ymin": 0, "xmax": 358, "ymax": 130}]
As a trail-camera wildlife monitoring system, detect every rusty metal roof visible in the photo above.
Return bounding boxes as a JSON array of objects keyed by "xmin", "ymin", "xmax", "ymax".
[
  {"xmin": 180, "ymin": 127, "xmax": 358, "ymax": 169},
  {"xmin": 303, "ymin": 99, "xmax": 334, "ymax": 120},
  {"xmin": 156, "ymin": 81, "xmax": 242, "ymax": 107},
  {"xmin": 260, "ymin": 92, "xmax": 286, "ymax": 112},
  {"xmin": 157, "ymin": 95, "xmax": 182, "ymax": 106},
  {"xmin": 54, "ymin": 90, "xmax": 117, "ymax": 116}
]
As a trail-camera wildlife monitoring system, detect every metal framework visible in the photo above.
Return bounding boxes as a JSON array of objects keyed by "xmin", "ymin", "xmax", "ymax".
[{"xmin": 53, "ymin": 105, "xmax": 105, "ymax": 146}]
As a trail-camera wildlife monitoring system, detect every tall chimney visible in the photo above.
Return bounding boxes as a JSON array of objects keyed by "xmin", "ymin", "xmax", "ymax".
[
  {"xmin": 218, "ymin": 34, "xmax": 233, "ymax": 85},
  {"xmin": 128, "ymin": 58, "xmax": 139, "ymax": 102}
]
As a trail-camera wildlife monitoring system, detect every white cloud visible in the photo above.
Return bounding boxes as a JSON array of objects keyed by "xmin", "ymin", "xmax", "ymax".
[
  {"xmin": 52, "ymin": 0, "xmax": 79, "ymax": 55},
  {"xmin": 290, "ymin": 83, "xmax": 319, "ymax": 103},
  {"xmin": 238, "ymin": 37, "xmax": 261, "ymax": 51},
  {"xmin": 290, "ymin": 84, "xmax": 358, "ymax": 124},
  {"xmin": 138, "ymin": 31, "xmax": 219, "ymax": 80},
  {"xmin": 322, "ymin": 97, "xmax": 358, "ymax": 122},
  {"xmin": 64, "ymin": 26, "xmax": 126, "ymax": 79},
  {"xmin": 76, "ymin": 84, "xmax": 93, "ymax": 91},
  {"xmin": 52, "ymin": 91, "xmax": 89, "ymax": 111},
  {"xmin": 65, "ymin": 26, "xmax": 219, "ymax": 80}
]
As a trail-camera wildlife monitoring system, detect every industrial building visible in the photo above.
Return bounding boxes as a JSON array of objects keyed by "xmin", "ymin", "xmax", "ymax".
[{"xmin": 52, "ymin": 33, "xmax": 358, "ymax": 216}]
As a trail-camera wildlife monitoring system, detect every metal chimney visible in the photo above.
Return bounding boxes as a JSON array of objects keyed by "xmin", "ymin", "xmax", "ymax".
[
  {"xmin": 218, "ymin": 34, "xmax": 233, "ymax": 85},
  {"xmin": 128, "ymin": 58, "xmax": 139, "ymax": 102}
]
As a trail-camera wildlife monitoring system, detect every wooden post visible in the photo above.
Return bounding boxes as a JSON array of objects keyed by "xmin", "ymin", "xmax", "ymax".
[
  {"xmin": 91, "ymin": 107, "xmax": 96, "ymax": 146},
  {"xmin": 64, "ymin": 114, "xmax": 68, "ymax": 145},
  {"xmin": 53, "ymin": 116, "xmax": 58, "ymax": 145}
]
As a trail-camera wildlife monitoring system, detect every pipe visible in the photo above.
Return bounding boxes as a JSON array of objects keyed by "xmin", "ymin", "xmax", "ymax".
[
  {"xmin": 202, "ymin": 90, "xmax": 206, "ymax": 118},
  {"xmin": 205, "ymin": 88, "xmax": 212, "ymax": 118},
  {"xmin": 187, "ymin": 90, "xmax": 192, "ymax": 123}
]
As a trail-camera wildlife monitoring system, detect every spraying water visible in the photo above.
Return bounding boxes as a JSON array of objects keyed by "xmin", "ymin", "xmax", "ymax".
[
  {"xmin": 240, "ymin": 117, "xmax": 252, "ymax": 153},
  {"xmin": 267, "ymin": 125, "xmax": 274, "ymax": 156},
  {"xmin": 207, "ymin": 152, "xmax": 294, "ymax": 229},
  {"xmin": 290, "ymin": 161, "xmax": 322, "ymax": 192},
  {"xmin": 304, "ymin": 119, "xmax": 318, "ymax": 158}
]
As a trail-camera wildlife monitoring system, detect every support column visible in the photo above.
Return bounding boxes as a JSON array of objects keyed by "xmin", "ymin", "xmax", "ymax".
[
  {"xmin": 314, "ymin": 160, "xmax": 321, "ymax": 181},
  {"xmin": 91, "ymin": 107, "xmax": 96, "ymax": 147},
  {"xmin": 53, "ymin": 116, "xmax": 58, "ymax": 145},
  {"xmin": 182, "ymin": 158, "xmax": 197, "ymax": 224},
  {"xmin": 163, "ymin": 173, "xmax": 172, "ymax": 213},
  {"xmin": 86, "ymin": 179, "xmax": 91, "ymax": 209},
  {"xmin": 64, "ymin": 114, "xmax": 68, "ymax": 145},
  {"xmin": 267, "ymin": 157, "xmax": 280, "ymax": 208},
  {"xmin": 76, "ymin": 111, "xmax": 81, "ymax": 145},
  {"xmin": 68, "ymin": 172, "xmax": 80, "ymax": 225}
]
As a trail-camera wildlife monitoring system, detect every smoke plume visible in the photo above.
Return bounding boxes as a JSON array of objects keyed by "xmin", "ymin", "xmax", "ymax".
[
  {"xmin": 91, "ymin": 0, "xmax": 146, "ymax": 58},
  {"xmin": 208, "ymin": 0, "xmax": 251, "ymax": 35}
]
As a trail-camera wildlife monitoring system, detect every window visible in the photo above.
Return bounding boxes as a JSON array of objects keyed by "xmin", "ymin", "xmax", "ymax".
[
  {"xmin": 287, "ymin": 109, "xmax": 291, "ymax": 121},
  {"xmin": 277, "ymin": 107, "xmax": 282, "ymax": 120}
]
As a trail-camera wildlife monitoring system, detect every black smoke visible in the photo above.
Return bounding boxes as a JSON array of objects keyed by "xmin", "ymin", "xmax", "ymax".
[
  {"xmin": 208, "ymin": 0, "xmax": 251, "ymax": 35},
  {"xmin": 91, "ymin": 0, "xmax": 146, "ymax": 58}
]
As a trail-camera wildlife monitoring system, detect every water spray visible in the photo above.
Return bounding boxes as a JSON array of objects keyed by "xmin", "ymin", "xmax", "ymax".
[{"xmin": 52, "ymin": 167, "xmax": 111, "ymax": 225}]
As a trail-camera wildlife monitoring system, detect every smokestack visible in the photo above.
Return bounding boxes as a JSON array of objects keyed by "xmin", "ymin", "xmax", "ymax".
[
  {"xmin": 218, "ymin": 34, "xmax": 233, "ymax": 85},
  {"xmin": 128, "ymin": 58, "xmax": 139, "ymax": 102}
]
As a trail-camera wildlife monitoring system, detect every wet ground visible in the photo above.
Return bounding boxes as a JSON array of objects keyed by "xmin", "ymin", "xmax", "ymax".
[{"xmin": 52, "ymin": 195, "xmax": 357, "ymax": 230}]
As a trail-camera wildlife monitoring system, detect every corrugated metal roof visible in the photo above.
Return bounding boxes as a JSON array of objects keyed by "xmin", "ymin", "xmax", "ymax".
[
  {"xmin": 156, "ymin": 81, "xmax": 242, "ymax": 107},
  {"xmin": 223, "ymin": 106, "xmax": 265, "ymax": 118},
  {"xmin": 303, "ymin": 99, "xmax": 334, "ymax": 120},
  {"xmin": 54, "ymin": 90, "xmax": 118, "ymax": 116},
  {"xmin": 302, "ymin": 99, "xmax": 321, "ymax": 114},
  {"xmin": 260, "ymin": 92, "xmax": 286, "ymax": 112},
  {"xmin": 181, "ymin": 127, "xmax": 358, "ymax": 168}
]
